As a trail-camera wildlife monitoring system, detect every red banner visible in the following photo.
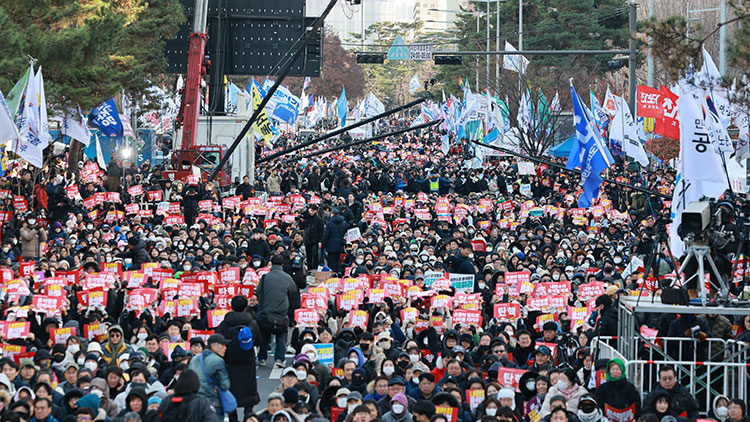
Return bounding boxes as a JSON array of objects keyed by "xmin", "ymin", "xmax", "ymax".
[
  {"xmin": 654, "ymin": 85, "xmax": 680, "ymax": 139},
  {"xmin": 637, "ymin": 85, "xmax": 663, "ymax": 119}
]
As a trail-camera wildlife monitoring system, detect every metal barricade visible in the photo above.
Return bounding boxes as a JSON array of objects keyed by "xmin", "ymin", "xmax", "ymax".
[{"xmin": 626, "ymin": 359, "xmax": 749, "ymax": 415}]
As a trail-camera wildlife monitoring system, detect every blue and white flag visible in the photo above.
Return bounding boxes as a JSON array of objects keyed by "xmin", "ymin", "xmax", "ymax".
[
  {"xmin": 269, "ymin": 85, "xmax": 301, "ymax": 125},
  {"xmin": 567, "ymin": 81, "xmax": 614, "ymax": 208},
  {"xmin": 336, "ymin": 86, "xmax": 348, "ymax": 128},
  {"xmin": 89, "ymin": 98, "xmax": 123, "ymax": 137},
  {"xmin": 441, "ymin": 132, "xmax": 450, "ymax": 155},
  {"xmin": 590, "ymin": 90, "xmax": 609, "ymax": 129},
  {"xmin": 409, "ymin": 74, "xmax": 421, "ymax": 94}
]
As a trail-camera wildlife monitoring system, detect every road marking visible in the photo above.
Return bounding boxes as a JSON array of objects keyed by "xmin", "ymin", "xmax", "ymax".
[{"xmin": 269, "ymin": 366, "xmax": 283, "ymax": 380}]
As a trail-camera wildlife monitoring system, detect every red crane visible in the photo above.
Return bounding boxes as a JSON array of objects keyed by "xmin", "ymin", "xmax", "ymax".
[{"xmin": 169, "ymin": 0, "xmax": 230, "ymax": 185}]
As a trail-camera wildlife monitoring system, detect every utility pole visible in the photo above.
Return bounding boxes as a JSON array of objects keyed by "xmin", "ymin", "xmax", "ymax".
[
  {"xmin": 487, "ymin": 0, "xmax": 490, "ymax": 89},
  {"xmin": 518, "ymin": 0, "xmax": 523, "ymax": 51},
  {"xmin": 496, "ymin": 0, "xmax": 501, "ymax": 85},
  {"xmin": 629, "ymin": 2, "xmax": 638, "ymax": 115},
  {"xmin": 647, "ymin": 0, "xmax": 654, "ymax": 86},
  {"xmin": 719, "ymin": 0, "xmax": 727, "ymax": 75},
  {"xmin": 476, "ymin": 15, "xmax": 480, "ymax": 90}
]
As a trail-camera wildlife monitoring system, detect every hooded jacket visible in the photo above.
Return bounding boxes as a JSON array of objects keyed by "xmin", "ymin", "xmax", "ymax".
[
  {"xmin": 101, "ymin": 325, "xmax": 133, "ymax": 367},
  {"xmin": 90, "ymin": 378, "xmax": 119, "ymax": 418},
  {"xmin": 594, "ymin": 358, "xmax": 641, "ymax": 419},
  {"xmin": 119, "ymin": 387, "xmax": 148, "ymax": 417}
]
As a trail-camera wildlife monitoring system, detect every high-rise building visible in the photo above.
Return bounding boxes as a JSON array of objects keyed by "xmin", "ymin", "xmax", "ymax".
[
  {"xmin": 306, "ymin": 0, "xmax": 417, "ymax": 49},
  {"xmin": 414, "ymin": 0, "xmax": 470, "ymax": 32}
]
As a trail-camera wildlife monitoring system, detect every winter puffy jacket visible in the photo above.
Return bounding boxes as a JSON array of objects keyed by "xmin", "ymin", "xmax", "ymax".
[
  {"xmin": 322, "ymin": 214, "xmax": 349, "ymax": 253},
  {"xmin": 188, "ymin": 350, "xmax": 231, "ymax": 410}
]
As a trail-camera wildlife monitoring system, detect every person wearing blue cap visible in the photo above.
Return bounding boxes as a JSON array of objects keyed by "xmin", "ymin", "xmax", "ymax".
[{"xmin": 216, "ymin": 295, "xmax": 261, "ymax": 422}]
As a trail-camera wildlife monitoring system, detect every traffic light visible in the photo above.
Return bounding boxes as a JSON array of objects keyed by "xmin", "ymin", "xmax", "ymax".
[
  {"xmin": 434, "ymin": 56, "xmax": 462, "ymax": 65},
  {"xmin": 607, "ymin": 59, "xmax": 626, "ymax": 70},
  {"xmin": 357, "ymin": 54, "xmax": 385, "ymax": 64}
]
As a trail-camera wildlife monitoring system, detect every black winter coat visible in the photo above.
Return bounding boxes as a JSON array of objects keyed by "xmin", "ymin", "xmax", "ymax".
[
  {"xmin": 595, "ymin": 378, "xmax": 642, "ymax": 419},
  {"xmin": 301, "ymin": 213, "xmax": 325, "ymax": 244},
  {"xmin": 158, "ymin": 393, "xmax": 219, "ymax": 422},
  {"xmin": 643, "ymin": 384, "xmax": 700, "ymax": 422},
  {"xmin": 216, "ymin": 311, "xmax": 261, "ymax": 407}
]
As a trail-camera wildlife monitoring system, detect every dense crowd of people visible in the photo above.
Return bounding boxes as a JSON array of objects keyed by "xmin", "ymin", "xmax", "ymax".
[{"xmin": 0, "ymin": 124, "xmax": 747, "ymax": 422}]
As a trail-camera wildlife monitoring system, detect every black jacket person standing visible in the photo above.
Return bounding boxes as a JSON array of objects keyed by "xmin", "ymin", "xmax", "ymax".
[
  {"xmin": 216, "ymin": 295, "xmax": 261, "ymax": 422},
  {"xmin": 300, "ymin": 204, "xmax": 324, "ymax": 270}
]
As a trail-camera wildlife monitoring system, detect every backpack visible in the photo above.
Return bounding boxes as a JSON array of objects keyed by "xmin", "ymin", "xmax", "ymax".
[{"xmin": 226, "ymin": 325, "xmax": 254, "ymax": 363}]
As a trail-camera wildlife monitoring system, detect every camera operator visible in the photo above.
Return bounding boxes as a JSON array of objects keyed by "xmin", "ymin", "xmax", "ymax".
[{"xmin": 299, "ymin": 204, "xmax": 324, "ymax": 270}]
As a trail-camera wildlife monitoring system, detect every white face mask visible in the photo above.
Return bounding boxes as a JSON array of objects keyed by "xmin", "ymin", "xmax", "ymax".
[
  {"xmin": 348, "ymin": 404, "xmax": 357, "ymax": 413},
  {"xmin": 84, "ymin": 361, "xmax": 98, "ymax": 372},
  {"xmin": 526, "ymin": 381, "xmax": 537, "ymax": 391},
  {"xmin": 77, "ymin": 358, "xmax": 85, "ymax": 366},
  {"xmin": 412, "ymin": 377, "xmax": 420, "ymax": 384},
  {"xmin": 91, "ymin": 389, "xmax": 103, "ymax": 398},
  {"xmin": 478, "ymin": 282, "xmax": 487, "ymax": 289},
  {"xmin": 296, "ymin": 370, "xmax": 306, "ymax": 381},
  {"xmin": 391, "ymin": 403, "xmax": 405, "ymax": 415},
  {"xmin": 383, "ymin": 366, "xmax": 395, "ymax": 376},
  {"xmin": 120, "ymin": 361, "xmax": 129, "ymax": 371},
  {"xmin": 485, "ymin": 408, "xmax": 497, "ymax": 416},
  {"xmin": 557, "ymin": 380, "xmax": 569, "ymax": 390},
  {"xmin": 552, "ymin": 273, "xmax": 561, "ymax": 281},
  {"xmin": 137, "ymin": 333, "xmax": 148, "ymax": 340},
  {"xmin": 337, "ymin": 398, "xmax": 347, "ymax": 408},
  {"xmin": 716, "ymin": 407, "xmax": 728, "ymax": 418},
  {"xmin": 306, "ymin": 353, "xmax": 316, "ymax": 362},
  {"xmin": 68, "ymin": 344, "xmax": 80, "ymax": 354},
  {"xmin": 409, "ymin": 354, "xmax": 419, "ymax": 363}
]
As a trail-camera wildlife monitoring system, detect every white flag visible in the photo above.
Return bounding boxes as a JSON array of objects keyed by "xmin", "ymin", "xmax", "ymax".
[
  {"xmin": 700, "ymin": 46, "xmax": 731, "ymax": 128},
  {"xmin": 669, "ymin": 80, "xmax": 728, "ymax": 256},
  {"xmin": 409, "ymin": 74, "xmax": 421, "ymax": 94},
  {"xmin": 95, "ymin": 135, "xmax": 107, "ymax": 169},
  {"xmin": 366, "ymin": 92, "xmax": 385, "ymax": 117},
  {"xmin": 441, "ymin": 133, "xmax": 450, "ymax": 155},
  {"xmin": 503, "ymin": 41, "xmax": 529, "ymax": 74},
  {"xmin": 611, "ymin": 96, "xmax": 649, "ymax": 166},
  {"xmin": 61, "ymin": 107, "xmax": 92, "ymax": 146},
  {"xmin": 13, "ymin": 64, "xmax": 44, "ymax": 168},
  {"xmin": 603, "ymin": 87, "xmax": 618, "ymax": 116},
  {"xmin": 517, "ymin": 90, "xmax": 531, "ymax": 132},
  {"xmin": 0, "ymin": 90, "xmax": 20, "ymax": 143},
  {"xmin": 550, "ymin": 91, "xmax": 561, "ymax": 112},
  {"xmin": 37, "ymin": 67, "xmax": 51, "ymax": 147}
]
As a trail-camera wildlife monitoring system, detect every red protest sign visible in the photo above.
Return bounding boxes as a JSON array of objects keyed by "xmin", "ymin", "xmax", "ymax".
[
  {"xmin": 83, "ymin": 323, "xmax": 108, "ymax": 341},
  {"xmin": 49, "ymin": 327, "xmax": 76, "ymax": 344},
  {"xmin": 578, "ymin": 281, "xmax": 605, "ymax": 302},
  {"xmin": 19, "ymin": 261, "xmax": 34, "ymax": 278},
  {"xmin": 164, "ymin": 215, "xmax": 185, "ymax": 226},
  {"xmin": 294, "ymin": 309, "xmax": 319, "ymax": 327},
  {"xmin": 207, "ymin": 309, "xmax": 228, "ymax": 328},
  {"xmin": 434, "ymin": 406, "xmax": 459, "ymax": 422},
  {"xmin": 348, "ymin": 310, "xmax": 368, "ymax": 329},
  {"xmin": 493, "ymin": 303, "xmax": 521, "ymax": 322},
  {"xmin": 604, "ymin": 404, "xmax": 636, "ymax": 422},
  {"xmin": 13, "ymin": 196, "xmax": 28, "ymax": 212},
  {"xmin": 219, "ymin": 267, "xmax": 240, "ymax": 283},
  {"xmin": 146, "ymin": 190, "xmax": 163, "ymax": 201},
  {"xmin": 497, "ymin": 367, "xmax": 528, "ymax": 388},
  {"xmin": 505, "ymin": 271, "xmax": 531, "ymax": 295},
  {"xmin": 128, "ymin": 184, "xmax": 144, "ymax": 196},
  {"xmin": 77, "ymin": 288, "xmax": 108, "ymax": 308},
  {"xmin": 452, "ymin": 309, "xmax": 482, "ymax": 327},
  {"xmin": 32, "ymin": 295, "xmax": 62, "ymax": 315},
  {"xmin": 0, "ymin": 322, "xmax": 31, "ymax": 339}
]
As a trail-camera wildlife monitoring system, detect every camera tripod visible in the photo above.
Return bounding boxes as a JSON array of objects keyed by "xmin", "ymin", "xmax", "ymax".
[
  {"xmin": 679, "ymin": 240, "xmax": 731, "ymax": 306},
  {"xmin": 637, "ymin": 220, "xmax": 677, "ymax": 304}
]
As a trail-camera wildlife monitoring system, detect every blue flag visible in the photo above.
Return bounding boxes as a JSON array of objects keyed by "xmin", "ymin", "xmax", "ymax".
[
  {"xmin": 336, "ymin": 86, "xmax": 348, "ymax": 128},
  {"xmin": 89, "ymin": 98, "xmax": 123, "ymax": 137},
  {"xmin": 484, "ymin": 128, "xmax": 499, "ymax": 144},
  {"xmin": 568, "ymin": 82, "xmax": 614, "ymax": 208}
]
